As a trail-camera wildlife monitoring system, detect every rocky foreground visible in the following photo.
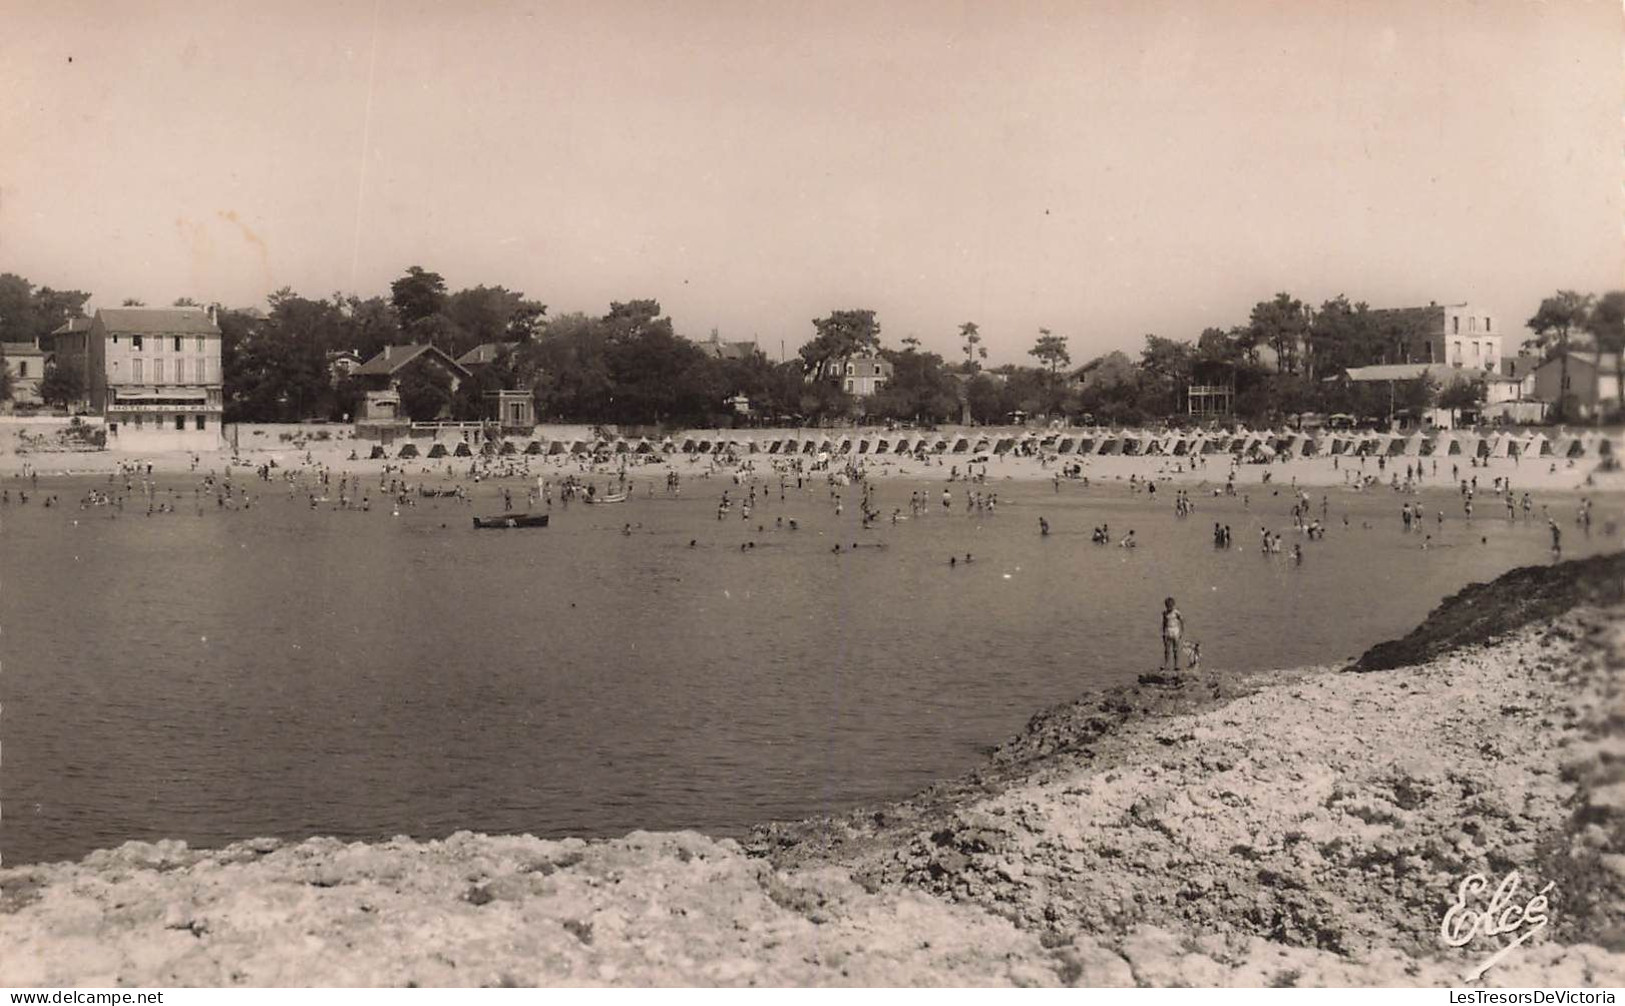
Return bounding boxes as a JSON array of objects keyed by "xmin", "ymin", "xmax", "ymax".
[{"xmin": 3, "ymin": 556, "xmax": 1623, "ymax": 987}]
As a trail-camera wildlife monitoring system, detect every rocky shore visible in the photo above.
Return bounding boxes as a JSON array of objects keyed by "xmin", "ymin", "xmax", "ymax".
[{"xmin": 3, "ymin": 555, "xmax": 1622, "ymax": 987}]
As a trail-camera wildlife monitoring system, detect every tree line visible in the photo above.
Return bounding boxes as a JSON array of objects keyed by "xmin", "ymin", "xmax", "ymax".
[{"xmin": 2, "ymin": 266, "xmax": 1621, "ymax": 427}]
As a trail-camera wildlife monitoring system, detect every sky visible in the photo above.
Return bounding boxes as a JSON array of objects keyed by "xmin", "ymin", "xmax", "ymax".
[{"xmin": 1, "ymin": 0, "xmax": 1620, "ymax": 365}]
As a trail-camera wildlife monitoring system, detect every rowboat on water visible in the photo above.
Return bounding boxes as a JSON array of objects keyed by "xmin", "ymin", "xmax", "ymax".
[
  {"xmin": 472, "ymin": 512, "xmax": 550, "ymax": 529},
  {"xmin": 584, "ymin": 492, "xmax": 628, "ymax": 504}
]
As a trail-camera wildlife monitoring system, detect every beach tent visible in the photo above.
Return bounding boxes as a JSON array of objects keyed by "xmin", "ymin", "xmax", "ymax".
[
  {"xmin": 635, "ymin": 439, "xmax": 654, "ymax": 454},
  {"xmin": 449, "ymin": 441, "xmax": 470, "ymax": 457},
  {"xmin": 1398, "ymin": 432, "xmax": 1426, "ymax": 456},
  {"xmin": 427, "ymin": 442, "xmax": 448, "ymax": 458},
  {"xmin": 1057, "ymin": 437, "xmax": 1076, "ymax": 454},
  {"xmin": 500, "ymin": 440, "xmax": 518, "ymax": 455},
  {"xmin": 951, "ymin": 437, "xmax": 970, "ymax": 453},
  {"xmin": 478, "ymin": 441, "xmax": 496, "ymax": 456},
  {"xmin": 525, "ymin": 440, "xmax": 543, "ymax": 455},
  {"xmin": 398, "ymin": 442, "xmax": 420, "ymax": 458},
  {"xmin": 546, "ymin": 440, "xmax": 566, "ymax": 455},
  {"xmin": 974, "ymin": 436, "xmax": 993, "ymax": 453},
  {"xmin": 368, "ymin": 445, "xmax": 386, "ymax": 459},
  {"xmin": 1098, "ymin": 436, "xmax": 1121, "ymax": 455}
]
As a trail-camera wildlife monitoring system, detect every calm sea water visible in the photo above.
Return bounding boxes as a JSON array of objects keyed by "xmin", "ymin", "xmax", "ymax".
[{"xmin": 1, "ymin": 464, "xmax": 1618, "ymax": 865}]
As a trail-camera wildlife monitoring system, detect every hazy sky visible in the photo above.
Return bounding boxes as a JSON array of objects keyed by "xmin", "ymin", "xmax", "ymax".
[{"xmin": 2, "ymin": 0, "xmax": 1620, "ymax": 364}]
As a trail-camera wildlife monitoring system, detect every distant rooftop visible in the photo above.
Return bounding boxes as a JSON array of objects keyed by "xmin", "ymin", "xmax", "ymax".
[{"xmin": 456, "ymin": 341, "xmax": 519, "ymax": 367}]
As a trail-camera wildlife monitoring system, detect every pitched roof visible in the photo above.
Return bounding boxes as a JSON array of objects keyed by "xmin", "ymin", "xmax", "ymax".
[
  {"xmin": 694, "ymin": 332, "xmax": 757, "ymax": 361},
  {"xmin": 94, "ymin": 307, "xmax": 219, "ymax": 334},
  {"xmin": 355, "ymin": 343, "xmax": 471, "ymax": 379},
  {"xmin": 456, "ymin": 341, "xmax": 518, "ymax": 366},
  {"xmin": 1539, "ymin": 350, "xmax": 1622, "ymax": 371},
  {"xmin": 1, "ymin": 341, "xmax": 48, "ymax": 356},
  {"xmin": 50, "ymin": 317, "xmax": 93, "ymax": 336}
]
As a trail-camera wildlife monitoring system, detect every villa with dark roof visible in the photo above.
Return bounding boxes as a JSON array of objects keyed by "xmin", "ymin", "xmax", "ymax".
[{"xmin": 353, "ymin": 344, "xmax": 471, "ymax": 426}]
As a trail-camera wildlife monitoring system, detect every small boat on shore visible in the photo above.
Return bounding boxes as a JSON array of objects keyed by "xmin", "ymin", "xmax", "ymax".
[
  {"xmin": 472, "ymin": 512, "xmax": 550, "ymax": 529},
  {"xmin": 419, "ymin": 486, "xmax": 461, "ymax": 498},
  {"xmin": 584, "ymin": 492, "xmax": 628, "ymax": 504}
]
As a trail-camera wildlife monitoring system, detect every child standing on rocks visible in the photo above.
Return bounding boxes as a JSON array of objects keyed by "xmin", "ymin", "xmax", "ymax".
[{"xmin": 1161, "ymin": 596, "xmax": 1185, "ymax": 673}]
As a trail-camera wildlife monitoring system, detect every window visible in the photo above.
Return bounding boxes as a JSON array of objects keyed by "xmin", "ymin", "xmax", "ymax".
[
  {"xmin": 173, "ymin": 337, "xmax": 182, "ymax": 352},
  {"xmin": 1485, "ymin": 318, "xmax": 1492, "ymax": 333},
  {"xmin": 845, "ymin": 379, "xmax": 854, "ymax": 392},
  {"xmin": 108, "ymin": 422, "xmax": 118, "ymax": 435},
  {"xmin": 133, "ymin": 335, "xmax": 144, "ymax": 350},
  {"xmin": 1451, "ymin": 317, "xmax": 1459, "ymax": 335},
  {"xmin": 134, "ymin": 414, "xmax": 144, "ymax": 429},
  {"xmin": 195, "ymin": 415, "xmax": 206, "ymax": 431},
  {"xmin": 1469, "ymin": 317, "xmax": 1477, "ymax": 333},
  {"xmin": 174, "ymin": 415, "xmax": 185, "ymax": 430},
  {"xmin": 175, "ymin": 359, "xmax": 186, "ymax": 383},
  {"xmin": 132, "ymin": 359, "xmax": 144, "ymax": 383},
  {"xmin": 17, "ymin": 361, "xmax": 27, "ymax": 378},
  {"xmin": 195, "ymin": 336, "xmax": 204, "ymax": 352},
  {"xmin": 113, "ymin": 336, "xmax": 119, "ymax": 345},
  {"xmin": 846, "ymin": 363, "xmax": 855, "ymax": 376},
  {"xmin": 155, "ymin": 359, "xmax": 165, "ymax": 383}
]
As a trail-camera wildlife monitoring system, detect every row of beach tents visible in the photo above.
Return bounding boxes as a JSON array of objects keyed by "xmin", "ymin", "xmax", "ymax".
[{"xmin": 364, "ymin": 428, "xmax": 1620, "ymax": 462}]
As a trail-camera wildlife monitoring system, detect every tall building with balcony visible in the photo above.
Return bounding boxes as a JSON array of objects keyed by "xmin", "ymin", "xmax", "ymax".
[
  {"xmin": 1369, "ymin": 302, "xmax": 1502, "ymax": 373},
  {"xmin": 52, "ymin": 307, "xmax": 224, "ymax": 449}
]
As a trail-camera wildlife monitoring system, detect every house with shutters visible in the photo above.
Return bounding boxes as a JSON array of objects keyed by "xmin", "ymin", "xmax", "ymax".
[{"xmin": 49, "ymin": 307, "xmax": 223, "ymax": 448}]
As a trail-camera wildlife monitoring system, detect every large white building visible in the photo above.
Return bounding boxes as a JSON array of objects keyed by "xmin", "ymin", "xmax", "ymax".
[
  {"xmin": 52, "ymin": 307, "xmax": 224, "ymax": 450},
  {"xmin": 1369, "ymin": 302, "xmax": 1502, "ymax": 372}
]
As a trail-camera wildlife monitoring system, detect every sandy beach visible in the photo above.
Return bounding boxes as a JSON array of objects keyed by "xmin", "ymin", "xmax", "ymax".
[
  {"xmin": 3, "ymin": 422, "xmax": 1621, "ymax": 497},
  {"xmin": 2, "ymin": 553, "xmax": 1620, "ymax": 987}
]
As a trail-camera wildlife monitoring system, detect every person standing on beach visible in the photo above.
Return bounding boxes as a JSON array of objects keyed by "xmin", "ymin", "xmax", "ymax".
[{"xmin": 1161, "ymin": 597, "xmax": 1185, "ymax": 672}]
